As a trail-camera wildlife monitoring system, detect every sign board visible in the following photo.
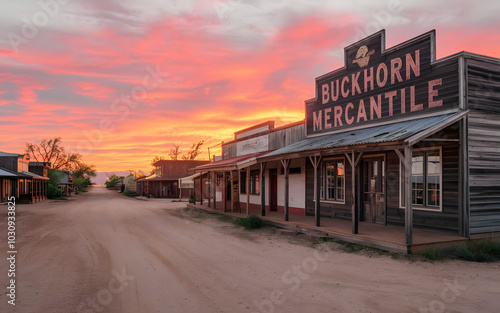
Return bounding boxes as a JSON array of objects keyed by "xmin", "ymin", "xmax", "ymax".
[
  {"xmin": 306, "ymin": 30, "xmax": 460, "ymax": 137},
  {"xmin": 236, "ymin": 135, "xmax": 268, "ymax": 156}
]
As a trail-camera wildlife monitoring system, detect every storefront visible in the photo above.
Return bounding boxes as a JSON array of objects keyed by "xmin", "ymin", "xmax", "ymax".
[
  {"xmin": 256, "ymin": 30, "xmax": 500, "ymax": 244},
  {"xmin": 193, "ymin": 121, "xmax": 305, "ymax": 214}
]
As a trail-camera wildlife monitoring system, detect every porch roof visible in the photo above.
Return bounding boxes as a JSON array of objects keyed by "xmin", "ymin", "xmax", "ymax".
[
  {"xmin": 259, "ymin": 111, "xmax": 466, "ymax": 161},
  {"xmin": 137, "ymin": 175, "xmax": 179, "ymax": 182},
  {"xmin": 21, "ymin": 171, "xmax": 49, "ymax": 180},
  {"xmin": 0, "ymin": 167, "xmax": 30, "ymax": 178},
  {"xmin": 193, "ymin": 151, "xmax": 271, "ymax": 172}
]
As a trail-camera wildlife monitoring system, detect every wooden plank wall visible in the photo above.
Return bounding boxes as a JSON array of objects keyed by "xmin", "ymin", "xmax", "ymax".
[
  {"xmin": 269, "ymin": 123, "xmax": 305, "ymax": 150},
  {"xmin": 467, "ymin": 57, "xmax": 500, "ymax": 234},
  {"xmin": 386, "ymin": 123, "xmax": 460, "ymax": 232},
  {"xmin": 305, "ymin": 159, "xmax": 353, "ymax": 219}
]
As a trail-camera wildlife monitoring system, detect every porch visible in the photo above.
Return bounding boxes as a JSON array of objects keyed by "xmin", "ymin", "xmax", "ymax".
[{"xmin": 187, "ymin": 202, "xmax": 467, "ymax": 254}]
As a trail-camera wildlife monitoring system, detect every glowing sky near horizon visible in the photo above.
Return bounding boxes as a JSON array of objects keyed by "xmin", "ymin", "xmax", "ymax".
[{"xmin": 1, "ymin": 0, "xmax": 499, "ymax": 172}]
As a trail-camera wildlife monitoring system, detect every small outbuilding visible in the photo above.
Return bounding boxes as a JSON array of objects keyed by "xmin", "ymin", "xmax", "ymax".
[{"xmin": 137, "ymin": 160, "xmax": 209, "ymax": 198}]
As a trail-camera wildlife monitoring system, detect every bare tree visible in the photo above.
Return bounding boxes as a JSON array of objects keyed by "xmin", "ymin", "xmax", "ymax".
[
  {"xmin": 182, "ymin": 140, "xmax": 205, "ymax": 160},
  {"xmin": 168, "ymin": 143, "xmax": 182, "ymax": 160},
  {"xmin": 25, "ymin": 137, "xmax": 82, "ymax": 170}
]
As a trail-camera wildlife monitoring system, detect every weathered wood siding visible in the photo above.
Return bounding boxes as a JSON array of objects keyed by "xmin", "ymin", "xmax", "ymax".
[
  {"xmin": 269, "ymin": 123, "xmax": 305, "ymax": 150},
  {"xmin": 466, "ymin": 57, "xmax": 500, "ymax": 234},
  {"xmin": 386, "ymin": 126, "xmax": 460, "ymax": 232},
  {"xmin": 305, "ymin": 157, "xmax": 353, "ymax": 219}
]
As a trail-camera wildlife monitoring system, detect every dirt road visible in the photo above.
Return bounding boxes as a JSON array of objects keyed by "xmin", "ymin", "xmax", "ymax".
[{"xmin": 1, "ymin": 187, "xmax": 499, "ymax": 313}]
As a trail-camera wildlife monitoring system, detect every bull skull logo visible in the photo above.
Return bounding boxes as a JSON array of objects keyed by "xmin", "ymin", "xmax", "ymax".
[{"xmin": 352, "ymin": 45, "xmax": 375, "ymax": 68}]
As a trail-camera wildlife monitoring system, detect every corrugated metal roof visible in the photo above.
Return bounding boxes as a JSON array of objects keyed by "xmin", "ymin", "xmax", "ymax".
[
  {"xmin": 193, "ymin": 151, "xmax": 271, "ymax": 171},
  {"xmin": 0, "ymin": 152, "xmax": 21, "ymax": 157},
  {"xmin": 0, "ymin": 168, "xmax": 21, "ymax": 177},
  {"xmin": 260, "ymin": 113, "xmax": 464, "ymax": 159},
  {"xmin": 0, "ymin": 167, "xmax": 30, "ymax": 178},
  {"xmin": 22, "ymin": 171, "xmax": 49, "ymax": 180}
]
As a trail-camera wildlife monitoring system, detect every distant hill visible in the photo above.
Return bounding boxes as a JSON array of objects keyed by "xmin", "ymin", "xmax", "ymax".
[{"xmin": 92, "ymin": 171, "xmax": 148, "ymax": 185}]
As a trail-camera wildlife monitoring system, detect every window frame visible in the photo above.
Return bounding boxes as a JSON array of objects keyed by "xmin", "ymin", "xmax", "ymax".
[
  {"xmin": 399, "ymin": 147, "xmax": 443, "ymax": 212},
  {"xmin": 249, "ymin": 170, "xmax": 260, "ymax": 195},
  {"xmin": 319, "ymin": 157, "xmax": 346, "ymax": 204},
  {"xmin": 240, "ymin": 170, "xmax": 247, "ymax": 194}
]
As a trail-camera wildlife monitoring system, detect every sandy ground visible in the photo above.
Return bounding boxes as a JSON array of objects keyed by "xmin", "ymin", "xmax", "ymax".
[{"xmin": 0, "ymin": 187, "xmax": 499, "ymax": 313}]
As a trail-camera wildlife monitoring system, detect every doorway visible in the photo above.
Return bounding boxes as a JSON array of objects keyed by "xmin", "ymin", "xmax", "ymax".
[{"xmin": 362, "ymin": 156, "xmax": 386, "ymax": 224}]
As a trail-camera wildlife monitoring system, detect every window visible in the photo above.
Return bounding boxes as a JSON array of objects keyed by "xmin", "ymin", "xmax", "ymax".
[
  {"xmin": 249, "ymin": 170, "xmax": 259, "ymax": 195},
  {"xmin": 319, "ymin": 159, "xmax": 345, "ymax": 202},
  {"xmin": 400, "ymin": 148, "xmax": 441, "ymax": 210},
  {"xmin": 240, "ymin": 171, "xmax": 247, "ymax": 194}
]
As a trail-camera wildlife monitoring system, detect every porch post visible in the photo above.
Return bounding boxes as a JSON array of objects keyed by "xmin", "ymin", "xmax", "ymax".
[
  {"xmin": 351, "ymin": 151, "xmax": 358, "ymax": 234},
  {"xmin": 213, "ymin": 172, "xmax": 217, "ymax": 209},
  {"xmin": 458, "ymin": 117, "xmax": 470, "ymax": 238},
  {"xmin": 246, "ymin": 167, "xmax": 250, "ymax": 215},
  {"xmin": 222, "ymin": 172, "xmax": 227, "ymax": 212},
  {"xmin": 200, "ymin": 172, "xmax": 203, "ymax": 205},
  {"xmin": 404, "ymin": 145, "xmax": 413, "ymax": 245},
  {"xmin": 260, "ymin": 162, "xmax": 267, "ymax": 216},
  {"xmin": 230, "ymin": 171, "xmax": 234, "ymax": 212},
  {"xmin": 281, "ymin": 159, "xmax": 290, "ymax": 222},
  {"xmin": 207, "ymin": 172, "xmax": 211, "ymax": 207},
  {"xmin": 309, "ymin": 155, "xmax": 322, "ymax": 227}
]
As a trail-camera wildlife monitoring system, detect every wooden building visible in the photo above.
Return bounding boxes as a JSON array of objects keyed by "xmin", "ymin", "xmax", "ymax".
[
  {"xmin": 196, "ymin": 30, "xmax": 500, "ymax": 246},
  {"xmin": 258, "ymin": 30, "xmax": 500, "ymax": 244},
  {"xmin": 0, "ymin": 152, "xmax": 49, "ymax": 203},
  {"xmin": 193, "ymin": 121, "xmax": 305, "ymax": 213},
  {"xmin": 136, "ymin": 160, "xmax": 209, "ymax": 198}
]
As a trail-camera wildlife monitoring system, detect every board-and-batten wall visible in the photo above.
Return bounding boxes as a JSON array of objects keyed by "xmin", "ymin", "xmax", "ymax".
[{"xmin": 467, "ymin": 57, "xmax": 500, "ymax": 234}]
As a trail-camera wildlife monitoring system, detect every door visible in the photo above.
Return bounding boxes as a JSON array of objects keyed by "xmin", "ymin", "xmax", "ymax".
[
  {"xmin": 363, "ymin": 157, "xmax": 386, "ymax": 224},
  {"xmin": 269, "ymin": 169, "xmax": 278, "ymax": 211}
]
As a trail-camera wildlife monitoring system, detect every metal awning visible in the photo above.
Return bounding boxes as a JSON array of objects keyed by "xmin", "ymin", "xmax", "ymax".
[
  {"xmin": 193, "ymin": 151, "xmax": 271, "ymax": 172},
  {"xmin": 0, "ymin": 167, "xmax": 30, "ymax": 178},
  {"xmin": 21, "ymin": 171, "xmax": 49, "ymax": 180},
  {"xmin": 178, "ymin": 173, "xmax": 201, "ymax": 189},
  {"xmin": 259, "ymin": 111, "xmax": 467, "ymax": 161}
]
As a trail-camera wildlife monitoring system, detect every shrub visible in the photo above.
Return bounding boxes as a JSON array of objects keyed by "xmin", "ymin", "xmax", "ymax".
[
  {"xmin": 124, "ymin": 190, "xmax": 135, "ymax": 197},
  {"xmin": 234, "ymin": 215, "xmax": 263, "ymax": 230},
  {"xmin": 48, "ymin": 184, "xmax": 62, "ymax": 199}
]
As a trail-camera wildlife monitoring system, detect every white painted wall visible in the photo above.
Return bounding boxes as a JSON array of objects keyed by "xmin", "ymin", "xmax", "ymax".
[
  {"xmin": 236, "ymin": 135, "xmax": 268, "ymax": 156},
  {"xmin": 236, "ymin": 160, "xmax": 306, "ymax": 209},
  {"xmin": 277, "ymin": 159, "xmax": 306, "ymax": 209}
]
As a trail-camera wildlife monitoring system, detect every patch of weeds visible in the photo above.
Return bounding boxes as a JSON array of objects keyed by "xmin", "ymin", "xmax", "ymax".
[
  {"xmin": 420, "ymin": 240, "xmax": 500, "ymax": 262},
  {"xmin": 234, "ymin": 215, "xmax": 263, "ymax": 230},
  {"xmin": 123, "ymin": 190, "xmax": 136, "ymax": 197},
  {"xmin": 421, "ymin": 248, "xmax": 444, "ymax": 261},
  {"xmin": 217, "ymin": 214, "xmax": 235, "ymax": 222}
]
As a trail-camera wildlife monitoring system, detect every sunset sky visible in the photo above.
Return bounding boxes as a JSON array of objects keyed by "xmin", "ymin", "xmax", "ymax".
[{"xmin": 1, "ymin": 0, "xmax": 500, "ymax": 172}]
